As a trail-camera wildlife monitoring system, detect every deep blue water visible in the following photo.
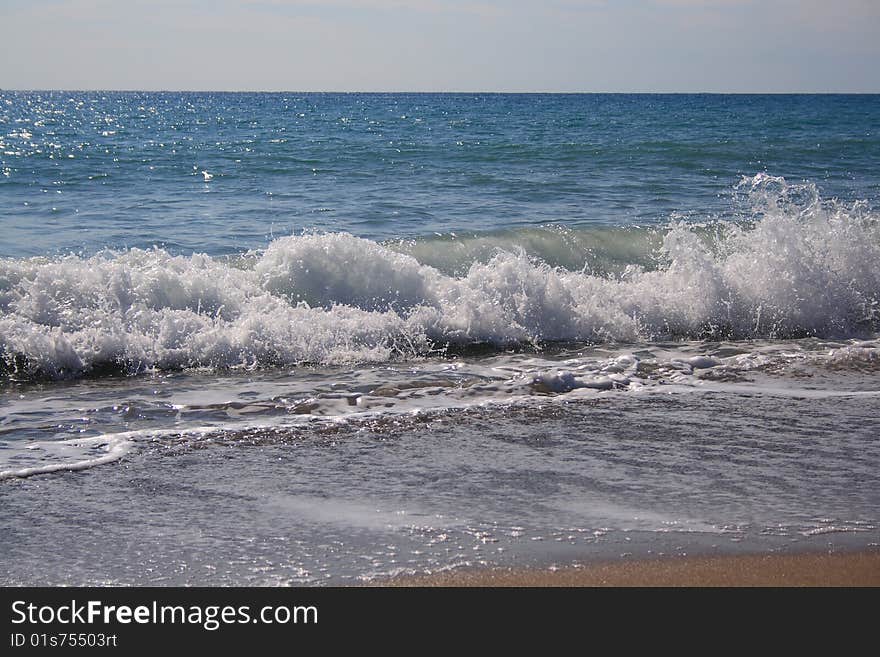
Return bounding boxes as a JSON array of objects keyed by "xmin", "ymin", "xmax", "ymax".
[{"xmin": 2, "ymin": 92, "xmax": 879, "ymax": 257}]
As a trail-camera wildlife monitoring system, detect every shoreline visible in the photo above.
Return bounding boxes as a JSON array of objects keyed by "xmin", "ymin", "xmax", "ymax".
[{"xmin": 383, "ymin": 549, "xmax": 880, "ymax": 587}]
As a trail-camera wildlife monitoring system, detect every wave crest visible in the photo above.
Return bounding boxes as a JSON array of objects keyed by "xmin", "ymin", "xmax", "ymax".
[{"xmin": 2, "ymin": 175, "xmax": 878, "ymax": 379}]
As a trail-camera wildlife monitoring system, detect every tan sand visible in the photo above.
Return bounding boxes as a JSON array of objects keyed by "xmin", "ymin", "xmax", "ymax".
[{"xmin": 385, "ymin": 551, "xmax": 880, "ymax": 587}]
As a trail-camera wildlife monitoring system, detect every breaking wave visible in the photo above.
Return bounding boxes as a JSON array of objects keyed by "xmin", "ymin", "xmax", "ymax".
[{"xmin": 2, "ymin": 174, "xmax": 879, "ymax": 380}]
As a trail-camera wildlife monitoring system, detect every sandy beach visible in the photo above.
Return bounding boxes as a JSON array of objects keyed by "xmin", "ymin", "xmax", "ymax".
[{"xmin": 385, "ymin": 550, "xmax": 880, "ymax": 587}]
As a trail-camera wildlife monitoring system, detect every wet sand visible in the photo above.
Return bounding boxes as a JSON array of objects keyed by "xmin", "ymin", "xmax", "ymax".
[{"xmin": 386, "ymin": 551, "xmax": 880, "ymax": 587}]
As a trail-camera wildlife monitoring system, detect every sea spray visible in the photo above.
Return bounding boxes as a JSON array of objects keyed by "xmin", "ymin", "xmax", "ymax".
[{"xmin": 1, "ymin": 175, "xmax": 878, "ymax": 380}]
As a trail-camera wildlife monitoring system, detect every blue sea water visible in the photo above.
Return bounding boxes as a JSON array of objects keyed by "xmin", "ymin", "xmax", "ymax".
[
  {"xmin": 2, "ymin": 92, "xmax": 878, "ymax": 256},
  {"xmin": 1, "ymin": 93, "xmax": 879, "ymax": 584}
]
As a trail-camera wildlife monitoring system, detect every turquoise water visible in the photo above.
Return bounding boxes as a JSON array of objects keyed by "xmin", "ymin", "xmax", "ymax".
[{"xmin": 1, "ymin": 94, "xmax": 879, "ymax": 584}]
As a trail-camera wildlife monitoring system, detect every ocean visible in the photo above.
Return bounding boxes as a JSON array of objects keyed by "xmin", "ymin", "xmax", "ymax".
[{"xmin": 1, "ymin": 92, "xmax": 879, "ymax": 585}]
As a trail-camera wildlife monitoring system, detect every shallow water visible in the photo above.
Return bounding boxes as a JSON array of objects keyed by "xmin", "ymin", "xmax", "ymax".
[
  {"xmin": 3, "ymin": 370, "xmax": 878, "ymax": 585},
  {"xmin": 1, "ymin": 93, "xmax": 879, "ymax": 584}
]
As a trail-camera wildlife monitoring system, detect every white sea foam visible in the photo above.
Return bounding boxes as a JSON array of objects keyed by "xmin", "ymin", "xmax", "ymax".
[
  {"xmin": 0, "ymin": 434, "xmax": 134, "ymax": 480},
  {"xmin": 1, "ymin": 175, "xmax": 878, "ymax": 379},
  {"xmin": 2, "ymin": 338, "xmax": 878, "ymax": 479},
  {"xmin": 0, "ymin": 425, "xmax": 238, "ymax": 480}
]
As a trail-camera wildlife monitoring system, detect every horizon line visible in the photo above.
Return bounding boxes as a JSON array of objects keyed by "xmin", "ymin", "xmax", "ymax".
[{"xmin": 3, "ymin": 89, "xmax": 880, "ymax": 95}]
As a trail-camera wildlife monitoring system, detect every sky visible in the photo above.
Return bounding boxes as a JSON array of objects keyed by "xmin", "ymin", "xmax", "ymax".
[{"xmin": 2, "ymin": 0, "xmax": 879, "ymax": 92}]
